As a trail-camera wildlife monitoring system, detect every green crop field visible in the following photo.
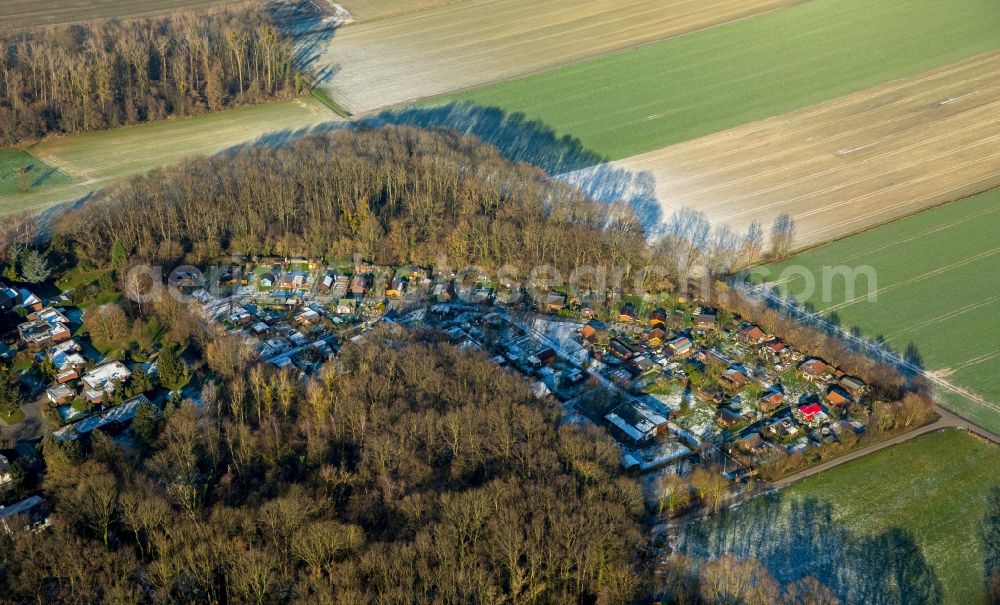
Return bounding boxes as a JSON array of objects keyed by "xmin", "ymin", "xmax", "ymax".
[
  {"xmin": 786, "ymin": 430, "xmax": 1000, "ymax": 604},
  {"xmin": 0, "ymin": 149, "xmax": 71, "ymax": 198},
  {"xmin": 681, "ymin": 430, "xmax": 1000, "ymax": 604},
  {"xmin": 0, "ymin": 96, "xmax": 340, "ymax": 216},
  {"xmin": 761, "ymin": 188, "xmax": 1000, "ymax": 433},
  {"xmin": 443, "ymin": 0, "xmax": 1000, "ymax": 161}
]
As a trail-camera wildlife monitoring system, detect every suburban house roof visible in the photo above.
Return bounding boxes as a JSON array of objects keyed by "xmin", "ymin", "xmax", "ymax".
[
  {"xmin": 799, "ymin": 403, "xmax": 822, "ymax": 420},
  {"xmin": 81, "ymin": 361, "xmax": 131, "ymax": 400},
  {"xmin": 694, "ymin": 307, "xmax": 718, "ymax": 327},
  {"xmin": 668, "ymin": 336, "xmax": 693, "ymax": 354},
  {"xmin": 55, "ymin": 369, "xmax": 79, "ymax": 384},
  {"xmin": 53, "ymin": 394, "xmax": 152, "ymax": 441},
  {"xmin": 740, "ymin": 325, "xmax": 767, "ymax": 343},
  {"xmin": 799, "ymin": 358, "xmax": 829, "ymax": 377},
  {"xmin": 0, "ymin": 495, "xmax": 45, "ymax": 532},
  {"xmin": 717, "ymin": 406, "xmax": 743, "ymax": 426},
  {"xmin": 46, "ymin": 384, "xmax": 74, "ymax": 403},
  {"xmin": 765, "ymin": 339, "xmax": 786, "ymax": 352},
  {"xmin": 19, "ymin": 290, "xmax": 42, "ymax": 309},
  {"xmin": 826, "ymin": 385, "xmax": 853, "ymax": 406},
  {"xmin": 605, "ymin": 400, "xmax": 668, "ymax": 442},
  {"xmin": 544, "ymin": 292, "xmax": 567, "ymax": 307},
  {"xmin": 721, "ymin": 367, "xmax": 749, "ymax": 387},
  {"xmin": 738, "ymin": 432, "xmax": 764, "ymax": 452},
  {"xmin": 18, "ymin": 307, "xmax": 71, "ymax": 346},
  {"xmin": 649, "ymin": 308, "xmax": 668, "ymax": 325},
  {"xmin": 840, "ymin": 375, "xmax": 867, "ymax": 394}
]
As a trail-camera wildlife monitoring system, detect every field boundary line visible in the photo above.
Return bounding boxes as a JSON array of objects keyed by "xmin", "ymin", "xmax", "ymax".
[
  {"xmin": 623, "ymin": 52, "xmax": 1000, "ymax": 163},
  {"xmin": 344, "ymin": 0, "xmax": 811, "ymax": 118}
]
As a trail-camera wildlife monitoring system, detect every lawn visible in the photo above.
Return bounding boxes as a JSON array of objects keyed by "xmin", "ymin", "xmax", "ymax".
[
  {"xmin": 443, "ymin": 0, "xmax": 1000, "ymax": 161},
  {"xmin": 760, "ymin": 188, "xmax": 1000, "ymax": 433},
  {"xmin": 680, "ymin": 429, "xmax": 1000, "ymax": 604},
  {"xmin": 0, "ymin": 148, "xmax": 72, "ymax": 197},
  {"xmin": 0, "ymin": 407, "xmax": 26, "ymax": 425}
]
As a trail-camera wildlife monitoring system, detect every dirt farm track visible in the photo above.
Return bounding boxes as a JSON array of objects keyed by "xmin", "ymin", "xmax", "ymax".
[
  {"xmin": 313, "ymin": 0, "xmax": 800, "ymax": 115},
  {"xmin": 591, "ymin": 52, "xmax": 1000, "ymax": 248}
]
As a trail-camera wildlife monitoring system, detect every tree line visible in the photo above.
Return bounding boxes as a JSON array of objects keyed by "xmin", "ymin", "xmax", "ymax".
[
  {"xmin": 0, "ymin": 2, "xmax": 301, "ymax": 145},
  {"xmin": 59, "ymin": 125, "xmax": 802, "ymax": 288},
  {"xmin": 60, "ymin": 126, "xmax": 649, "ymax": 275}
]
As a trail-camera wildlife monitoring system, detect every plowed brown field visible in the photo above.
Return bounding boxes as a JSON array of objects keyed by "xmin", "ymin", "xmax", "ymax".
[
  {"xmin": 607, "ymin": 52, "xmax": 1000, "ymax": 247},
  {"xmin": 338, "ymin": 0, "xmax": 468, "ymax": 22},
  {"xmin": 0, "ymin": 0, "xmax": 237, "ymax": 29}
]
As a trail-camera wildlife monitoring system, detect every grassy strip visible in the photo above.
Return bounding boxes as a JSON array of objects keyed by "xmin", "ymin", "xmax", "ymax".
[
  {"xmin": 0, "ymin": 96, "xmax": 336, "ymax": 216},
  {"xmin": 0, "ymin": 148, "xmax": 73, "ymax": 196},
  {"xmin": 310, "ymin": 87, "xmax": 353, "ymax": 118},
  {"xmin": 686, "ymin": 430, "xmax": 999, "ymax": 604},
  {"xmin": 0, "ymin": 408, "xmax": 26, "ymax": 425}
]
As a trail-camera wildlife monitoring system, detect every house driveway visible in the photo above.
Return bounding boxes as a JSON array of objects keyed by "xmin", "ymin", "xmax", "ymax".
[{"xmin": 0, "ymin": 398, "xmax": 48, "ymax": 445}]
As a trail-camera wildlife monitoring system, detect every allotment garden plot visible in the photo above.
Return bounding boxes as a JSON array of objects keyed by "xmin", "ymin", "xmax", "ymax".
[
  {"xmin": 763, "ymin": 188, "xmax": 1000, "ymax": 434},
  {"xmin": 313, "ymin": 0, "xmax": 800, "ymax": 115}
]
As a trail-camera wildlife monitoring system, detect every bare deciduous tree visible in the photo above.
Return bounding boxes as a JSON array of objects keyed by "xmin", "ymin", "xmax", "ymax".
[{"xmin": 770, "ymin": 213, "xmax": 797, "ymax": 260}]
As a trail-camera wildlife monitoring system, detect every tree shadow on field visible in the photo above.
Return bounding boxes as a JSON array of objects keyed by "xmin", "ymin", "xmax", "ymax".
[
  {"xmin": 360, "ymin": 103, "xmax": 664, "ymax": 233},
  {"xmin": 676, "ymin": 492, "xmax": 943, "ymax": 605},
  {"xmin": 982, "ymin": 487, "xmax": 1000, "ymax": 602},
  {"xmin": 268, "ymin": 0, "xmax": 339, "ymax": 79},
  {"xmin": 222, "ymin": 101, "xmax": 666, "ymax": 233}
]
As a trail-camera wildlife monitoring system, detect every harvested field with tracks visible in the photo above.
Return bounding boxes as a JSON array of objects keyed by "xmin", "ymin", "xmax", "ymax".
[
  {"xmin": 596, "ymin": 53, "xmax": 1000, "ymax": 247},
  {"xmin": 0, "ymin": 0, "xmax": 238, "ymax": 29},
  {"xmin": 312, "ymin": 0, "xmax": 800, "ymax": 115},
  {"xmin": 338, "ymin": 0, "xmax": 468, "ymax": 22}
]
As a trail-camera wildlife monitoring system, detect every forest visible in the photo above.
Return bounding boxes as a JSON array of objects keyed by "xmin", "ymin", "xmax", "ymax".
[
  {"xmin": 0, "ymin": 330, "xmax": 849, "ymax": 604},
  {"xmin": 0, "ymin": 2, "xmax": 300, "ymax": 145},
  {"xmin": 60, "ymin": 126, "xmax": 649, "ymax": 274},
  {"xmin": 0, "ymin": 333, "xmax": 641, "ymax": 602}
]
